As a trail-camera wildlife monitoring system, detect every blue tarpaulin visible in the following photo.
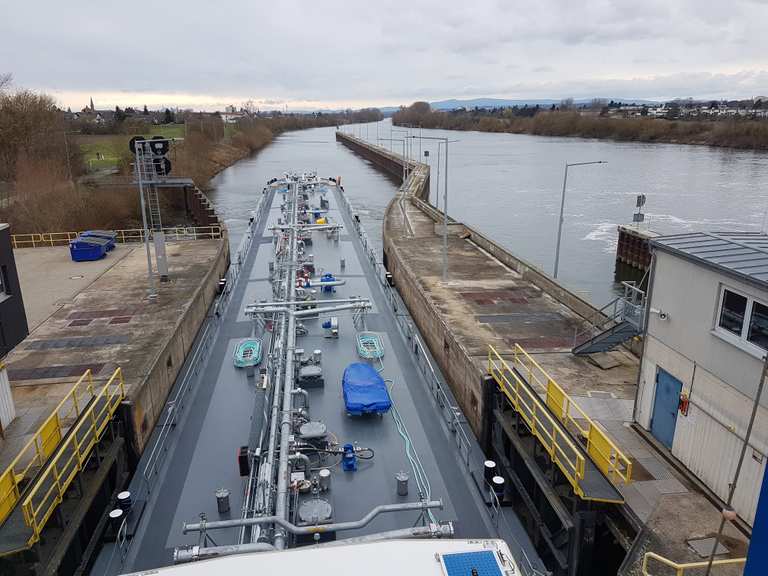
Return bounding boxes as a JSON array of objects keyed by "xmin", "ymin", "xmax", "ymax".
[{"xmin": 342, "ymin": 362, "xmax": 391, "ymax": 415}]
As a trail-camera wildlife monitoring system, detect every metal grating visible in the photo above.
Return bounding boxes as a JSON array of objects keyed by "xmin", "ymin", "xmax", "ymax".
[
  {"xmin": 653, "ymin": 231, "xmax": 768, "ymax": 287},
  {"xmin": 109, "ymin": 316, "xmax": 132, "ymax": 325},
  {"xmin": 8, "ymin": 364, "xmax": 106, "ymax": 381},
  {"xmin": 68, "ymin": 319, "xmax": 92, "ymax": 327},
  {"xmin": 25, "ymin": 336, "xmax": 129, "ymax": 350},
  {"xmin": 68, "ymin": 308, "xmax": 139, "ymax": 320}
]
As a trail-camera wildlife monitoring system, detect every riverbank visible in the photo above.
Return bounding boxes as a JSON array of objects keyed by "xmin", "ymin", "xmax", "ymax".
[
  {"xmin": 393, "ymin": 108, "xmax": 768, "ymax": 150},
  {"xmin": 0, "ymin": 117, "xmax": 340, "ymax": 234}
]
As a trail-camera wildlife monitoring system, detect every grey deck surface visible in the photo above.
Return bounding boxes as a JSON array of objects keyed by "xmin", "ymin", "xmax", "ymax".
[{"xmin": 94, "ymin": 182, "xmax": 544, "ymax": 575}]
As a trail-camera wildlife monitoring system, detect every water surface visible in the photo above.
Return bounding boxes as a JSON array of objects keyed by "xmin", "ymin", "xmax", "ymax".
[{"xmin": 212, "ymin": 120, "xmax": 768, "ymax": 305}]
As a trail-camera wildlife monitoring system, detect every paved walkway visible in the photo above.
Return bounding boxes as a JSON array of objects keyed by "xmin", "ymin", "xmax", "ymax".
[{"xmin": 0, "ymin": 240, "xmax": 225, "ymax": 470}]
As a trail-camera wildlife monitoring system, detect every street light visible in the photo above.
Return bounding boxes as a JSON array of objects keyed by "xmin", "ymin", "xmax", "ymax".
[
  {"xmin": 408, "ymin": 135, "xmax": 458, "ymax": 282},
  {"xmin": 553, "ymin": 160, "xmax": 607, "ymax": 279},
  {"xmin": 379, "ymin": 138, "xmax": 407, "ymax": 183}
]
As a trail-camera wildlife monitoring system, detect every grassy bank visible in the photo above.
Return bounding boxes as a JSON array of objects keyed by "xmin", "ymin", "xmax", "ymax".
[
  {"xmin": 393, "ymin": 105, "xmax": 768, "ymax": 150},
  {"xmin": 2, "ymin": 115, "xmax": 340, "ymax": 234}
]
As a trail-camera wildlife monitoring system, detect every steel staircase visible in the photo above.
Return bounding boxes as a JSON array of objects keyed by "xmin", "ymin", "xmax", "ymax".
[{"xmin": 572, "ymin": 281, "xmax": 646, "ymax": 356}]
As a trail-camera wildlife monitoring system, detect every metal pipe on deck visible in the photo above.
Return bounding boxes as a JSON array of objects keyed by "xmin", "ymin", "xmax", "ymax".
[
  {"xmin": 184, "ymin": 500, "xmax": 444, "ymax": 534},
  {"xmin": 175, "ymin": 522, "xmax": 453, "ymax": 564},
  {"xmin": 174, "ymin": 543, "xmax": 276, "ymax": 564},
  {"xmin": 274, "ymin": 180, "xmax": 300, "ymax": 549},
  {"xmin": 175, "ymin": 522, "xmax": 452, "ymax": 564},
  {"xmin": 288, "ymin": 452, "xmax": 310, "ymax": 476}
]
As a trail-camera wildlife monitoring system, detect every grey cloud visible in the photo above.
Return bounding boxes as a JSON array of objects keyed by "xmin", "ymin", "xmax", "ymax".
[{"xmin": 0, "ymin": 0, "xmax": 766, "ymax": 108}]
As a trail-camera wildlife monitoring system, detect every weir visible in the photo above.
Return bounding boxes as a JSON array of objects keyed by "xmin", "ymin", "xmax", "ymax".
[{"xmin": 336, "ymin": 131, "xmax": 642, "ymax": 576}]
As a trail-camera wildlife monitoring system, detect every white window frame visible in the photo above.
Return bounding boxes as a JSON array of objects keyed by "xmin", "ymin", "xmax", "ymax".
[{"xmin": 714, "ymin": 284, "xmax": 768, "ymax": 357}]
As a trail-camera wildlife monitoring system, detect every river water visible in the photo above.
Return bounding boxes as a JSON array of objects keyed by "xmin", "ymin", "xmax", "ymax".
[{"xmin": 211, "ymin": 119, "xmax": 768, "ymax": 306}]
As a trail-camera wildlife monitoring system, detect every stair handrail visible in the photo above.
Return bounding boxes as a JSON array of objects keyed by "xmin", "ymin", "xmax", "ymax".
[
  {"xmin": 572, "ymin": 296, "xmax": 623, "ymax": 347},
  {"xmin": 572, "ymin": 281, "xmax": 647, "ymax": 347}
]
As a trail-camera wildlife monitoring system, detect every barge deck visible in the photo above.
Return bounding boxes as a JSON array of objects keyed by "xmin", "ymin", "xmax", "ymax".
[{"xmin": 94, "ymin": 175, "xmax": 544, "ymax": 575}]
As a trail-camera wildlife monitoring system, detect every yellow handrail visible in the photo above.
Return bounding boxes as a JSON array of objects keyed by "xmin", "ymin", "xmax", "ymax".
[
  {"xmin": 642, "ymin": 551, "xmax": 746, "ymax": 576},
  {"xmin": 0, "ymin": 370, "xmax": 95, "ymax": 525},
  {"xmin": 21, "ymin": 367, "xmax": 125, "ymax": 545},
  {"xmin": 488, "ymin": 345, "xmax": 587, "ymax": 497},
  {"xmin": 11, "ymin": 225, "xmax": 222, "ymax": 249},
  {"xmin": 512, "ymin": 343, "xmax": 633, "ymax": 484}
]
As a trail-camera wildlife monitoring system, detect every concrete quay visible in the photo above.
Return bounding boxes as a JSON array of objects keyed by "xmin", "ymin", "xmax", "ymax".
[
  {"xmin": 2, "ymin": 238, "xmax": 229, "ymax": 465},
  {"xmin": 336, "ymin": 131, "xmax": 749, "ymax": 576}
]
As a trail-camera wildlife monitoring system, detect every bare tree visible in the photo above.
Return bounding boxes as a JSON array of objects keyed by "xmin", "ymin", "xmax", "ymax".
[{"xmin": 0, "ymin": 73, "xmax": 11, "ymax": 92}]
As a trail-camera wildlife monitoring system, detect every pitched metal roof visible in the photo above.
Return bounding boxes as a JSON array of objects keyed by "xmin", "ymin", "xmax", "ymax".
[{"xmin": 651, "ymin": 231, "xmax": 768, "ymax": 288}]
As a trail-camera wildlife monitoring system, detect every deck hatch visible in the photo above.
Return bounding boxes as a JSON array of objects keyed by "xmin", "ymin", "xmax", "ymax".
[{"xmin": 440, "ymin": 550, "xmax": 503, "ymax": 576}]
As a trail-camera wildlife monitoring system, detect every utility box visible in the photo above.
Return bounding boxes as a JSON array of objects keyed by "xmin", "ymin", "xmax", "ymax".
[
  {"xmin": 0, "ymin": 362, "xmax": 15, "ymax": 435},
  {"xmin": 153, "ymin": 232, "xmax": 169, "ymax": 282}
]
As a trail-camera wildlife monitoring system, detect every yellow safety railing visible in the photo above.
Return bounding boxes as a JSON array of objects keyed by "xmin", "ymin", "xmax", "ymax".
[
  {"xmin": 642, "ymin": 552, "xmax": 746, "ymax": 576},
  {"xmin": 21, "ymin": 367, "xmax": 124, "ymax": 545},
  {"xmin": 0, "ymin": 370, "xmax": 95, "ymax": 525},
  {"xmin": 11, "ymin": 225, "xmax": 223, "ymax": 248},
  {"xmin": 488, "ymin": 345, "xmax": 587, "ymax": 497},
  {"xmin": 511, "ymin": 343, "xmax": 633, "ymax": 484}
]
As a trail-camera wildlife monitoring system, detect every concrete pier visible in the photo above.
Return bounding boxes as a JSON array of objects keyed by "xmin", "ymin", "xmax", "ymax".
[
  {"xmin": 616, "ymin": 224, "xmax": 659, "ymax": 272},
  {"xmin": 3, "ymin": 239, "xmax": 229, "ymax": 458}
]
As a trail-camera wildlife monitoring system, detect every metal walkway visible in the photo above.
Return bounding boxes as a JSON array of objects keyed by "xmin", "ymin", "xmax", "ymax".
[
  {"xmin": 0, "ymin": 368, "xmax": 125, "ymax": 556},
  {"xmin": 488, "ymin": 346, "xmax": 624, "ymax": 504}
]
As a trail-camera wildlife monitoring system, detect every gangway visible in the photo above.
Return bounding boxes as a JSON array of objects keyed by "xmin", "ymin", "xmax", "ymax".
[
  {"xmin": 0, "ymin": 367, "xmax": 125, "ymax": 556},
  {"xmin": 488, "ymin": 346, "xmax": 626, "ymax": 502},
  {"xmin": 487, "ymin": 345, "xmax": 638, "ymax": 576}
]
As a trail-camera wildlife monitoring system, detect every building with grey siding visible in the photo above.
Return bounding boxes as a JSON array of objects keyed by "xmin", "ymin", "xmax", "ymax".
[{"xmin": 636, "ymin": 231, "xmax": 768, "ymax": 525}]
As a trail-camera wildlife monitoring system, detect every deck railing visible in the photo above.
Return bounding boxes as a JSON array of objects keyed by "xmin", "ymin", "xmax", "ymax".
[
  {"xmin": 0, "ymin": 370, "xmax": 95, "ymax": 525},
  {"xmin": 642, "ymin": 552, "xmax": 746, "ymax": 576},
  {"xmin": 11, "ymin": 226, "xmax": 223, "ymax": 249},
  {"xmin": 510, "ymin": 343, "xmax": 633, "ymax": 484},
  {"xmin": 21, "ymin": 368, "xmax": 125, "ymax": 545}
]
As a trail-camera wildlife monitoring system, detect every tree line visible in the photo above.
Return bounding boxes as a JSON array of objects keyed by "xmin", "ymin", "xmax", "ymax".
[
  {"xmin": 392, "ymin": 101, "xmax": 768, "ymax": 150},
  {"xmin": 0, "ymin": 73, "xmax": 384, "ymax": 233}
]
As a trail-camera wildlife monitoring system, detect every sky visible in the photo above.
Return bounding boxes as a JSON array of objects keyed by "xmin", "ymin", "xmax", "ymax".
[{"xmin": 1, "ymin": 0, "xmax": 767, "ymax": 111}]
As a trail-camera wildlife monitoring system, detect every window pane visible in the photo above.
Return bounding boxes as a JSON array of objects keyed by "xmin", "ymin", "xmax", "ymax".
[
  {"xmin": 719, "ymin": 289, "xmax": 747, "ymax": 336},
  {"xmin": 749, "ymin": 301, "xmax": 768, "ymax": 350}
]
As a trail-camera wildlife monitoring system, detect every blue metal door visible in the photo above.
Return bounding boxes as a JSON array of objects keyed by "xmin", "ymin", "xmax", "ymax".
[{"xmin": 650, "ymin": 368, "xmax": 682, "ymax": 449}]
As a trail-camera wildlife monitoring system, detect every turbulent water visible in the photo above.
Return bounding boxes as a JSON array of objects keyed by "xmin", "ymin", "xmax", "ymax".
[{"xmin": 210, "ymin": 119, "xmax": 768, "ymax": 306}]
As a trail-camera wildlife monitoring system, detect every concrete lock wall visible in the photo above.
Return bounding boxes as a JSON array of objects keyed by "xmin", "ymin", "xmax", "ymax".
[
  {"xmin": 337, "ymin": 131, "xmax": 614, "ymax": 437},
  {"xmin": 130, "ymin": 237, "xmax": 230, "ymax": 452}
]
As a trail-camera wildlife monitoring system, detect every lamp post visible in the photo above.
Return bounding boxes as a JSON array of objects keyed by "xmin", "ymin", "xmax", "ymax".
[
  {"xmin": 379, "ymin": 138, "xmax": 407, "ymax": 184},
  {"xmin": 553, "ymin": 160, "xmax": 607, "ymax": 279},
  {"xmin": 407, "ymin": 135, "xmax": 457, "ymax": 282}
]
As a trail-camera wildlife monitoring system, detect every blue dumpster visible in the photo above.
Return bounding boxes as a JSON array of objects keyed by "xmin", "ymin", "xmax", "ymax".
[
  {"xmin": 80, "ymin": 230, "xmax": 117, "ymax": 251},
  {"xmin": 69, "ymin": 237, "xmax": 108, "ymax": 262}
]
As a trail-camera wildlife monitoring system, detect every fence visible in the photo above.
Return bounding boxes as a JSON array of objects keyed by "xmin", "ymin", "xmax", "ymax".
[
  {"xmin": 11, "ymin": 226, "xmax": 223, "ymax": 249},
  {"xmin": 641, "ymin": 552, "xmax": 746, "ymax": 576},
  {"xmin": 336, "ymin": 181, "xmax": 547, "ymax": 576},
  {"xmin": 510, "ymin": 344, "xmax": 632, "ymax": 484},
  {"xmin": 0, "ymin": 369, "xmax": 95, "ymax": 525},
  {"xmin": 108, "ymin": 188, "xmax": 270, "ymax": 573},
  {"xmin": 335, "ymin": 182, "xmax": 474, "ymax": 468},
  {"xmin": 22, "ymin": 367, "xmax": 124, "ymax": 545}
]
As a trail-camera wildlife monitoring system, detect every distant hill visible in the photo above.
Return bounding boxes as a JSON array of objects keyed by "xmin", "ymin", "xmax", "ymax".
[{"xmin": 428, "ymin": 97, "xmax": 659, "ymax": 110}]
